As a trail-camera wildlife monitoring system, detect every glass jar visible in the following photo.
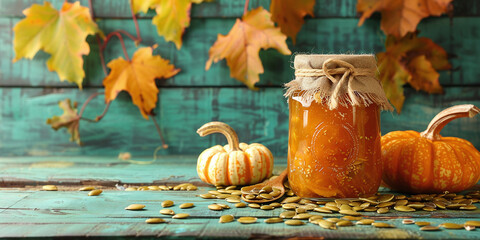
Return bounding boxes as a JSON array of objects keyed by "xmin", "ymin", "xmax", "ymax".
[{"xmin": 285, "ymin": 54, "xmax": 391, "ymax": 198}]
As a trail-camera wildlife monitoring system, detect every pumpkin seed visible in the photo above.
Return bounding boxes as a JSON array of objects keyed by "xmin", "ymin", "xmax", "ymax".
[
  {"xmin": 283, "ymin": 196, "xmax": 301, "ymax": 203},
  {"xmin": 161, "ymin": 200, "xmax": 174, "ymax": 208},
  {"xmin": 79, "ymin": 186, "xmax": 95, "ymax": 191},
  {"xmin": 225, "ymin": 196, "xmax": 241, "ymax": 203},
  {"xmin": 325, "ymin": 218, "xmax": 342, "ymax": 223},
  {"xmin": 270, "ymin": 202, "xmax": 282, "ymax": 208},
  {"xmin": 340, "ymin": 204, "xmax": 352, "ymax": 211},
  {"xmin": 285, "ymin": 220, "xmax": 305, "ymax": 226},
  {"xmin": 377, "ymin": 207, "xmax": 389, "ymax": 214},
  {"xmin": 42, "ymin": 185, "xmax": 58, "ymax": 191},
  {"xmin": 216, "ymin": 194, "xmax": 231, "ymax": 199},
  {"xmin": 378, "ymin": 194, "xmax": 395, "ymax": 203},
  {"xmin": 313, "ymin": 207, "xmax": 332, "ymax": 214},
  {"xmin": 179, "ymin": 203, "xmax": 194, "ymax": 209},
  {"xmin": 279, "ymin": 211, "xmax": 296, "ymax": 219},
  {"xmin": 208, "ymin": 204, "xmax": 223, "ymax": 211},
  {"xmin": 125, "ymin": 204, "xmax": 145, "ymax": 210},
  {"xmin": 465, "ymin": 225, "xmax": 476, "ymax": 231},
  {"xmin": 394, "ymin": 205, "xmax": 415, "ymax": 212},
  {"xmin": 309, "ymin": 215, "xmax": 324, "ymax": 223},
  {"xmin": 282, "ymin": 203, "xmax": 297, "ymax": 210},
  {"xmin": 295, "ymin": 207, "xmax": 307, "ymax": 213},
  {"xmin": 415, "ymin": 221, "xmax": 430, "ymax": 226},
  {"xmin": 395, "ymin": 195, "xmax": 406, "ymax": 200},
  {"xmin": 231, "ymin": 191, "xmax": 242, "ymax": 196},
  {"xmin": 235, "ymin": 202, "xmax": 246, "ymax": 208},
  {"xmin": 434, "ymin": 201, "xmax": 446, "ymax": 209},
  {"xmin": 395, "ymin": 200, "xmax": 408, "ymax": 206},
  {"xmin": 325, "ymin": 206, "xmax": 340, "ymax": 212},
  {"xmin": 359, "ymin": 197, "xmax": 378, "ymax": 204},
  {"xmin": 160, "ymin": 209, "xmax": 175, "ymax": 215},
  {"xmin": 209, "ymin": 190, "xmax": 221, "ymax": 195},
  {"xmin": 407, "ymin": 202, "xmax": 425, "ymax": 209},
  {"xmin": 137, "ymin": 186, "xmax": 149, "ymax": 191},
  {"xmin": 145, "ymin": 218, "xmax": 166, "ymax": 224},
  {"xmin": 377, "ymin": 202, "xmax": 395, "ymax": 208},
  {"xmin": 465, "ymin": 220, "xmax": 480, "ymax": 227},
  {"xmin": 318, "ymin": 220, "xmax": 337, "ymax": 230},
  {"xmin": 423, "ymin": 207, "xmax": 436, "ymax": 212},
  {"xmin": 217, "ymin": 203, "xmax": 229, "ymax": 209},
  {"xmin": 460, "ymin": 205, "xmax": 477, "ymax": 210},
  {"xmin": 372, "ymin": 222, "xmax": 394, "ymax": 228},
  {"xmin": 125, "ymin": 187, "xmax": 137, "ymax": 191},
  {"xmin": 339, "ymin": 209, "xmax": 361, "ymax": 216},
  {"xmin": 270, "ymin": 190, "xmax": 282, "ymax": 197},
  {"xmin": 260, "ymin": 186, "xmax": 272, "ymax": 193},
  {"xmin": 402, "ymin": 219, "xmax": 415, "ymax": 224},
  {"xmin": 199, "ymin": 193, "xmax": 216, "ymax": 199},
  {"xmin": 88, "ymin": 189, "xmax": 102, "ymax": 196},
  {"xmin": 336, "ymin": 220, "xmax": 354, "ymax": 227},
  {"xmin": 349, "ymin": 202, "xmax": 361, "ymax": 207},
  {"xmin": 172, "ymin": 213, "xmax": 189, "ymax": 219},
  {"xmin": 245, "ymin": 194, "xmax": 256, "ymax": 200},
  {"xmin": 237, "ymin": 217, "xmax": 257, "ymax": 224},
  {"xmin": 420, "ymin": 226, "xmax": 440, "ymax": 231},
  {"xmin": 356, "ymin": 219, "xmax": 375, "ymax": 225},
  {"xmin": 225, "ymin": 186, "xmax": 237, "ymax": 190},
  {"xmin": 186, "ymin": 185, "xmax": 197, "ymax": 191},
  {"xmin": 363, "ymin": 207, "xmax": 378, "ymax": 212},
  {"xmin": 360, "ymin": 202, "xmax": 371, "ymax": 208},
  {"xmin": 265, "ymin": 217, "xmax": 283, "ymax": 224},
  {"xmin": 286, "ymin": 189, "xmax": 295, "ymax": 196},
  {"xmin": 335, "ymin": 199, "xmax": 351, "ymax": 205},
  {"xmin": 342, "ymin": 216, "xmax": 362, "ymax": 221},
  {"xmin": 352, "ymin": 206, "xmax": 364, "ymax": 212},
  {"xmin": 260, "ymin": 205, "xmax": 274, "ymax": 210},
  {"xmin": 248, "ymin": 203, "xmax": 260, "ymax": 209},
  {"xmin": 219, "ymin": 215, "xmax": 234, "ymax": 223},
  {"xmin": 439, "ymin": 223, "xmax": 464, "ymax": 229},
  {"xmin": 293, "ymin": 213, "xmax": 312, "ymax": 220},
  {"xmin": 148, "ymin": 186, "xmax": 160, "ymax": 191}
]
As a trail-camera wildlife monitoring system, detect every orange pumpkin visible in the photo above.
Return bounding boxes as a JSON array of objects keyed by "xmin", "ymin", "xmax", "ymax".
[
  {"xmin": 382, "ymin": 104, "xmax": 480, "ymax": 193},
  {"xmin": 196, "ymin": 122, "xmax": 274, "ymax": 186}
]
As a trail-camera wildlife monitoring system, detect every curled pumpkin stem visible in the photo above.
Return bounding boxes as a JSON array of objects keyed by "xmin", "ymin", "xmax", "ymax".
[
  {"xmin": 420, "ymin": 104, "xmax": 480, "ymax": 141},
  {"xmin": 197, "ymin": 122, "xmax": 240, "ymax": 152}
]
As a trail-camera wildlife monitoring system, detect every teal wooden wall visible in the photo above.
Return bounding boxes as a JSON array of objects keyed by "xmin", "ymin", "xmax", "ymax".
[{"xmin": 1, "ymin": 0, "xmax": 479, "ymax": 157}]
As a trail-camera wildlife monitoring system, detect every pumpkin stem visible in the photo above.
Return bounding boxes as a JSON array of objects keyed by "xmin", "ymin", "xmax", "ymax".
[
  {"xmin": 197, "ymin": 122, "xmax": 240, "ymax": 152},
  {"xmin": 420, "ymin": 104, "xmax": 480, "ymax": 141}
]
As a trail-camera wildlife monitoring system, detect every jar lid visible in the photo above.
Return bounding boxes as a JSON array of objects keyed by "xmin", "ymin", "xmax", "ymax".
[{"xmin": 285, "ymin": 54, "xmax": 393, "ymax": 111}]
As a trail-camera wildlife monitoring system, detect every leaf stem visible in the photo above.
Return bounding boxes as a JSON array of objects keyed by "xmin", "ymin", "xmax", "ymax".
[
  {"xmin": 244, "ymin": 0, "xmax": 250, "ymax": 15},
  {"xmin": 151, "ymin": 116, "xmax": 169, "ymax": 149},
  {"xmin": 129, "ymin": 0, "xmax": 142, "ymax": 44},
  {"xmin": 78, "ymin": 92, "xmax": 110, "ymax": 123},
  {"xmin": 101, "ymin": 32, "xmax": 130, "ymax": 61}
]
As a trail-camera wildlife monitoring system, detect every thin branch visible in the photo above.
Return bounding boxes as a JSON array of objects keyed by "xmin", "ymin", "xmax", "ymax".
[
  {"xmin": 101, "ymin": 32, "xmax": 131, "ymax": 61},
  {"xmin": 129, "ymin": 0, "xmax": 142, "ymax": 43},
  {"xmin": 78, "ymin": 92, "xmax": 111, "ymax": 123},
  {"xmin": 151, "ymin": 116, "xmax": 169, "ymax": 149},
  {"xmin": 244, "ymin": 0, "xmax": 250, "ymax": 15},
  {"xmin": 96, "ymin": 35, "xmax": 108, "ymax": 75}
]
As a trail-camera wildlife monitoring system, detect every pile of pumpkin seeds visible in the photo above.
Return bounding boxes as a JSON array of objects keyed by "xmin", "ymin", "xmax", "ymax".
[
  {"xmin": 125, "ymin": 183, "xmax": 198, "ymax": 191},
  {"xmin": 197, "ymin": 182, "xmax": 480, "ymax": 231}
]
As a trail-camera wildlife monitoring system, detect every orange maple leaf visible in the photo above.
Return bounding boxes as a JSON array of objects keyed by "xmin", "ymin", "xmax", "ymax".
[
  {"xmin": 46, "ymin": 99, "xmax": 81, "ymax": 145},
  {"xmin": 206, "ymin": 7, "xmax": 291, "ymax": 90},
  {"xmin": 132, "ymin": 0, "xmax": 204, "ymax": 49},
  {"xmin": 377, "ymin": 33, "xmax": 451, "ymax": 113},
  {"xmin": 270, "ymin": 0, "xmax": 315, "ymax": 44},
  {"xmin": 13, "ymin": 1, "xmax": 100, "ymax": 88},
  {"xmin": 103, "ymin": 46, "xmax": 180, "ymax": 119},
  {"xmin": 357, "ymin": 0, "xmax": 452, "ymax": 37}
]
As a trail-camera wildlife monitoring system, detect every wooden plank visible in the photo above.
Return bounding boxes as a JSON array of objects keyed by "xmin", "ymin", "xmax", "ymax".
[
  {"xmin": 1, "ymin": 87, "xmax": 480, "ymax": 157},
  {"xmin": 1, "ymin": 0, "xmax": 476, "ymax": 19},
  {"xmin": 2, "ymin": 17, "xmax": 473, "ymax": 87},
  {"xmin": 0, "ymin": 188, "xmax": 479, "ymax": 238}
]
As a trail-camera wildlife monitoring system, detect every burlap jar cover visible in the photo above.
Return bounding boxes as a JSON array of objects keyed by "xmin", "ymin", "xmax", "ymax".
[{"xmin": 285, "ymin": 54, "xmax": 393, "ymax": 111}]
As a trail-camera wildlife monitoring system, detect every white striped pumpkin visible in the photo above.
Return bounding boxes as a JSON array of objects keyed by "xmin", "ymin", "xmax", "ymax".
[{"xmin": 196, "ymin": 122, "xmax": 274, "ymax": 186}]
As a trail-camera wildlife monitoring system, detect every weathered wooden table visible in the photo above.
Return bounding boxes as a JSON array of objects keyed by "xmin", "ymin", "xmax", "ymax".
[{"xmin": 1, "ymin": 156, "xmax": 479, "ymax": 239}]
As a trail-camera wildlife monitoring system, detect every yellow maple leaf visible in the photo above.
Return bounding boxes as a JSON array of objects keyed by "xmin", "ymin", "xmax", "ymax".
[
  {"xmin": 132, "ymin": 0, "xmax": 204, "ymax": 49},
  {"xmin": 103, "ymin": 46, "xmax": 180, "ymax": 119},
  {"xmin": 270, "ymin": 0, "xmax": 315, "ymax": 44},
  {"xmin": 205, "ymin": 7, "xmax": 291, "ymax": 90},
  {"xmin": 357, "ymin": 0, "xmax": 452, "ymax": 37},
  {"xmin": 46, "ymin": 99, "xmax": 81, "ymax": 145},
  {"xmin": 377, "ymin": 33, "xmax": 450, "ymax": 113},
  {"xmin": 13, "ymin": 1, "xmax": 100, "ymax": 88}
]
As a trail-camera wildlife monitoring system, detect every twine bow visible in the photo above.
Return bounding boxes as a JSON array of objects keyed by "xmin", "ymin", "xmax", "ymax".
[{"xmin": 294, "ymin": 58, "xmax": 377, "ymax": 109}]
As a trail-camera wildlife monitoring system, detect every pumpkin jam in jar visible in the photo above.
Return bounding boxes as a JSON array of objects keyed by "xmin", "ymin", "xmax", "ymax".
[
  {"xmin": 285, "ymin": 54, "xmax": 392, "ymax": 198},
  {"xmin": 288, "ymin": 96, "xmax": 381, "ymax": 198}
]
